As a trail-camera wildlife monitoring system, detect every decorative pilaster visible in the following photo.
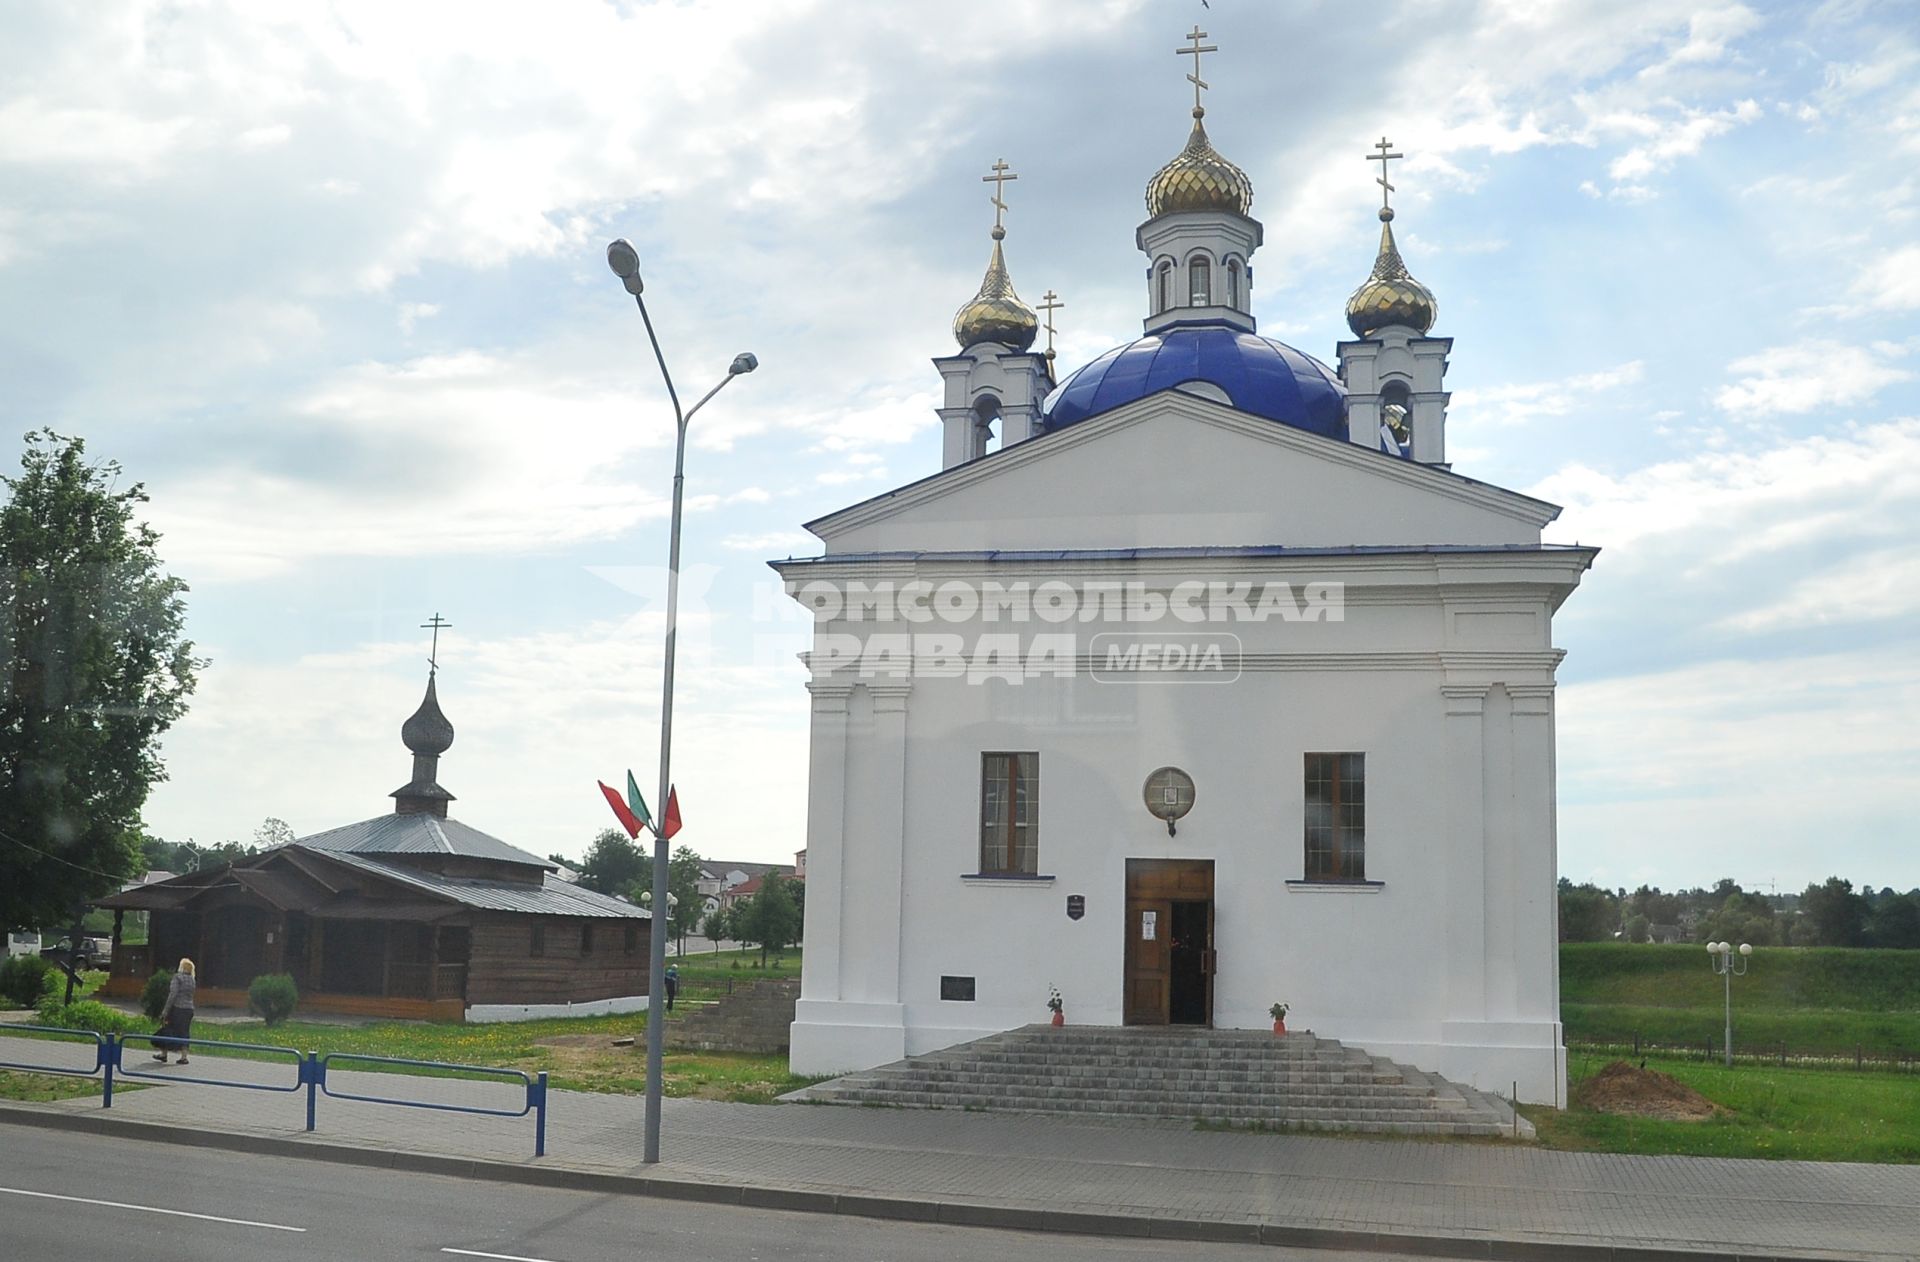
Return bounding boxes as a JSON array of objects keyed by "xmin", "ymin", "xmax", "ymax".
[
  {"xmin": 799, "ymin": 680, "xmax": 853, "ymax": 1003},
  {"xmin": 1441, "ymin": 683, "xmax": 1489, "ymax": 1020}
]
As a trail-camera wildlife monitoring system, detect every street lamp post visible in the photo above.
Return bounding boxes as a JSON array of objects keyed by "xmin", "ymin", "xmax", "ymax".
[
  {"xmin": 607, "ymin": 237, "xmax": 757, "ymax": 1164},
  {"xmin": 1706, "ymin": 940, "xmax": 1751, "ymax": 1068}
]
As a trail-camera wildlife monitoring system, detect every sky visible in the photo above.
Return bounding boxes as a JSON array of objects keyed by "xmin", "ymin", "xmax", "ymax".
[{"xmin": 1, "ymin": 0, "xmax": 1915, "ymax": 893}]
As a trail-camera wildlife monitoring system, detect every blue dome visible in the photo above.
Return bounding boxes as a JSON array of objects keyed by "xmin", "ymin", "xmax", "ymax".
[{"xmin": 1042, "ymin": 324, "xmax": 1347, "ymax": 439}]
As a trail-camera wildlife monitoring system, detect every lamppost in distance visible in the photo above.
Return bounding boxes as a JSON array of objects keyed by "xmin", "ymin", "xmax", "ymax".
[
  {"xmin": 1706, "ymin": 940, "xmax": 1751, "ymax": 1068},
  {"xmin": 607, "ymin": 236, "xmax": 758, "ymax": 1163}
]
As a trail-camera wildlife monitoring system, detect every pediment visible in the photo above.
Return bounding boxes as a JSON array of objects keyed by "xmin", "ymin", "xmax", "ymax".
[{"xmin": 808, "ymin": 390, "xmax": 1557, "ymax": 554}]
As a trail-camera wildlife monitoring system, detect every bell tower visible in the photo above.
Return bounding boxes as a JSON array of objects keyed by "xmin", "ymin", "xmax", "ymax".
[
  {"xmin": 935, "ymin": 158, "xmax": 1053, "ymax": 468},
  {"xmin": 1337, "ymin": 138, "xmax": 1452, "ymax": 465}
]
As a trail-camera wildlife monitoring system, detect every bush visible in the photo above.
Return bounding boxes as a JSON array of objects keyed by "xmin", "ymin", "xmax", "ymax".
[
  {"xmin": 0, "ymin": 955, "xmax": 55, "ymax": 1008},
  {"xmin": 140, "ymin": 969, "xmax": 173, "ymax": 1021},
  {"xmin": 34, "ymin": 997, "xmax": 146, "ymax": 1035},
  {"xmin": 247, "ymin": 973, "xmax": 298, "ymax": 1025}
]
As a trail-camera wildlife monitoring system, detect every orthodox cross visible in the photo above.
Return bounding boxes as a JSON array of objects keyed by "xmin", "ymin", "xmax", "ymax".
[
  {"xmin": 1368, "ymin": 136, "xmax": 1404, "ymax": 212},
  {"xmin": 1038, "ymin": 289, "xmax": 1064, "ymax": 360},
  {"xmin": 1179, "ymin": 26, "xmax": 1217, "ymax": 112},
  {"xmin": 982, "ymin": 159, "xmax": 1017, "ymax": 233},
  {"xmin": 421, "ymin": 612, "xmax": 452, "ymax": 675}
]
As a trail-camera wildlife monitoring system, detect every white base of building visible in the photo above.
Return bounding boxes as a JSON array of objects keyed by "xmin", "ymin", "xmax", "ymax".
[{"xmin": 466, "ymin": 993, "xmax": 650, "ymax": 1024}]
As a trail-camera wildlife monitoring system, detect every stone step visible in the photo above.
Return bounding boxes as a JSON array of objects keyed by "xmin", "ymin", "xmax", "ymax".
[{"xmin": 790, "ymin": 1024, "xmax": 1529, "ymax": 1139}]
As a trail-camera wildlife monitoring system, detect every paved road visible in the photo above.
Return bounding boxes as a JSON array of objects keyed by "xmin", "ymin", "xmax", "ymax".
[{"xmin": 5, "ymin": 1127, "xmax": 1433, "ymax": 1262}]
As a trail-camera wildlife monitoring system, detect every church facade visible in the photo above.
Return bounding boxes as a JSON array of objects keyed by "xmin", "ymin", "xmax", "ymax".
[{"xmin": 774, "ymin": 36, "xmax": 1593, "ymax": 1106}]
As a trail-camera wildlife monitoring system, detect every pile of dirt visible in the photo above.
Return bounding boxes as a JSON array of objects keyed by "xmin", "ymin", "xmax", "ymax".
[{"xmin": 1577, "ymin": 1060, "xmax": 1723, "ymax": 1120}]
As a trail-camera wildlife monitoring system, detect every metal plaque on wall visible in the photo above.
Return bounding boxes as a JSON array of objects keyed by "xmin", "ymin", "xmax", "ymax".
[{"xmin": 1066, "ymin": 894, "xmax": 1085, "ymax": 920}]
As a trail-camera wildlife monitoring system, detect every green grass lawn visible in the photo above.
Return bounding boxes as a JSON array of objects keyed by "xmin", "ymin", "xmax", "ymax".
[
  {"xmin": 1524, "ymin": 1052, "xmax": 1920, "ymax": 1163},
  {"xmin": 672, "ymin": 946, "xmax": 801, "ymax": 982},
  {"xmin": 1561, "ymin": 943, "xmax": 1920, "ymax": 1056},
  {"xmin": 173, "ymin": 1013, "xmax": 820, "ymax": 1102},
  {"xmin": 0, "ymin": 1068, "xmax": 121, "ymax": 1103}
]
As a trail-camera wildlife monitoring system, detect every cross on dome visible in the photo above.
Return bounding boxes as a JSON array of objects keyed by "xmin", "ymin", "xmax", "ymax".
[
  {"xmin": 1038, "ymin": 289, "xmax": 1064, "ymax": 362},
  {"xmin": 421, "ymin": 612, "xmax": 452, "ymax": 675},
  {"xmin": 983, "ymin": 158, "xmax": 1018, "ymax": 239},
  {"xmin": 1368, "ymin": 136, "xmax": 1404, "ymax": 219},
  {"xmin": 1178, "ymin": 26, "xmax": 1217, "ymax": 116}
]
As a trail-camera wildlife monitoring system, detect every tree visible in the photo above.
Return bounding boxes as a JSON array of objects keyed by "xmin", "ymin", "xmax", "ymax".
[
  {"xmin": 667, "ymin": 846, "xmax": 706, "ymax": 951},
  {"xmin": 1868, "ymin": 893, "xmax": 1920, "ymax": 949},
  {"xmin": 1557, "ymin": 879, "xmax": 1616, "ymax": 942},
  {"xmin": 734, "ymin": 871, "xmax": 800, "ymax": 967},
  {"xmin": 1624, "ymin": 914, "xmax": 1650, "ymax": 944},
  {"xmin": 1801, "ymin": 877, "xmax": 1869, "ymax": 947},
  {"xmin": 577, "ymin": 827, "xmax": 645, "ymax": 896},
  {"xmin": 0, "ymin": 431, "xmax": 200, "ymax": 930},
  {"xmin": 254, "ymin": 817, "xmax": 295, "ymax": 850},
  {"xmin": 702, "ymin": 907, "xmax": 730, "ymax": 953},
  {"xmin": 1700, "ymin": 889, "xmax": 1776, "ymax": 947}
]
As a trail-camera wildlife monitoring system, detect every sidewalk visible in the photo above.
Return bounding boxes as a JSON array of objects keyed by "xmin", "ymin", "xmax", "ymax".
[{"xmin": 1, "ymin": 1033, "xmax": 1914, "ymax": 1261}]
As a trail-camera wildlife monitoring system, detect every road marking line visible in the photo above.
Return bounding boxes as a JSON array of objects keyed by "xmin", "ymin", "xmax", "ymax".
[
  {"xmin": 0, "ymin": 1185, "xmax": 307, "ymax": 1232},
  {"xmin": 442, "ymin": 1250, "xmax": 560, "ymax": 1262}
]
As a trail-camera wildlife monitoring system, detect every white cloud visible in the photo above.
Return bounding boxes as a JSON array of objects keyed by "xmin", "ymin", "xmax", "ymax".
[
  {"xmin": 1718, "ymin": 546, "xmax": 1920, "ymax": 632},
  {"xmin": 1537, "ymin": 418, "xmax": 1920, "ymax": 559},
  {"xmin": 1603, "ymin": 99, "xmax": 1762, "ymax": 181},
  {"xmin": 1714, "ymin": 339, "xmax": 1913, "ymax": 415},
  {"xmin": 396, "ymin": 301, "xmax": 440, "ymax": 334},
  {"xmin": 720, "ymin": 530, "xmax": 818, "ymax": 555},
  {"xmin": 1847, "ymin": 245, "xmax": 1920, "ymax": 313},
  {"xmin": 1451, "ymin": 361, "xmax": 1645, "ymax": 428}
]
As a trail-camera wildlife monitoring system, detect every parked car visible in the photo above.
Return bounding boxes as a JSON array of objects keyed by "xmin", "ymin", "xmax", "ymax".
[
  {"xmin": 5, "ymin": 930, "xmax": 40, "ymax": 960},
  {"xmin": 39, "ymin": 936, "xmax": 111, "ymax": 972}
]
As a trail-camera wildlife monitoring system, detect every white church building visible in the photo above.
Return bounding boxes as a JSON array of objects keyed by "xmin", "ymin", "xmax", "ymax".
[{"xmin": 773, "ymin": 38, "xmax": 1594, "ymax": 1107}]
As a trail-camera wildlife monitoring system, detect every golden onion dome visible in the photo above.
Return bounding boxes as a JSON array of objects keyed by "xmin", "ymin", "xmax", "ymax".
[
  {"xmin": 1345, "ymin": 208, "xmax": 1436, "ymax": 337},
  {"xmin": 1146, "ymin": 108, "xmax": 1254, "ymax": 218},
  {"xmin": 952, "ymin": 228, "xmax": 1039, "ymax": 351}
]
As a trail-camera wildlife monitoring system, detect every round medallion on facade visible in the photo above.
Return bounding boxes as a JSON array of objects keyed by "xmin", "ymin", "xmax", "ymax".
[{"xmin": 1144, "ymin": 766, "xmax": 1196, "ymax": 833}]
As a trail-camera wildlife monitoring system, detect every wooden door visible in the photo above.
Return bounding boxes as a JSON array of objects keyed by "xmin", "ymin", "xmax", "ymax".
[
  {"xmin": 1124, "ymin": 859, "xmax": 1215, "ymax": 1025},
  {"xmin": 1124, "ymin": 894, "xmax": 1173, "ymax": 1024}
]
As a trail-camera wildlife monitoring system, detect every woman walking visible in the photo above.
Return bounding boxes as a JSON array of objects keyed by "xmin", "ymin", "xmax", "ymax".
[{"xmin": 153, "ymin": 957, "xmax": 196, "ymax": 1065}]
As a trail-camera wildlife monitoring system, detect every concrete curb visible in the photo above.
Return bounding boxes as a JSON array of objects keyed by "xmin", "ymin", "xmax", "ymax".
[{"xmin": 0, "ymin": 1103, "xmax": 1876, "ymax": 1262}]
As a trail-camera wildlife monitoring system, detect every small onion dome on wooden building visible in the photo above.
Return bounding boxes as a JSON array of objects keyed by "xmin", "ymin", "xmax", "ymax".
[{"xmin": 392, "ymin": 673, "xmax": 457, "ymax": 817}]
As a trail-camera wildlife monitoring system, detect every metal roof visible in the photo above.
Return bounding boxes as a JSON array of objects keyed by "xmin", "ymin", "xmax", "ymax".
[
  {"xmin": 322, "ymin": 851, "xmax": 650, "ymax": 920},
  {"xmin": 287, "ymin": 813, "xmax": 550, "ymax": 868}
]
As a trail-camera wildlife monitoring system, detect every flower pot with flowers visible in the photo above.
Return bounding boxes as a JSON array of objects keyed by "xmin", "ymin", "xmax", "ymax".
[
  {"xmin": 1047, "ymin": 985, "xmax": 1064, "ymax": 1027},
  {"xmin": 1269, "ymin": 1002, "xmax": 1290, "ymax": 1035}
]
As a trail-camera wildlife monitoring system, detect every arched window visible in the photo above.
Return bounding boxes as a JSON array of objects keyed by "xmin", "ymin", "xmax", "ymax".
[
  {"xmin": 1155, "ymin": 261, "xmax": 1173, "ymax": 313},
  {"xmin": 1188, "ymin": 256, "xmax": 1211, "ymax": 306},
  {"xmin": 1378, "ymin": 382, "xmax": 1413, "ymax": 458},
  {"xmin": 1225, "ymin": 258, "xmax": 1242, "ymax": 309}
]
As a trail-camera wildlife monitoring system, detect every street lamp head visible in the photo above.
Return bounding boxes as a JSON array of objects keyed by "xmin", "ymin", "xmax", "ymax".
[
  {"xmin": 607, "ymin": 239, "xmax": 645, "ymax": 295},
  {"xmin": 607, "ymin": 238, "xmax": 640, "ymax": 280},
  {"xmin": 1738, "ymin": 942, "xmax": 1752, "ymax": 956},
  {"xmin": 729, "ymin": 352, "xmax": 759, "ymax": 376}
]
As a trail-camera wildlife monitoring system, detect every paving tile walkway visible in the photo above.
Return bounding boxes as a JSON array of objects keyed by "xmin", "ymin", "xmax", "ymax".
[{"xmin": 1, "ymin": 1033, "xmax": 1915, "ymax": 1259}]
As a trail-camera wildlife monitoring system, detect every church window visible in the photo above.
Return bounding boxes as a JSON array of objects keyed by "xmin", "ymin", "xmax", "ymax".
[
  {"xmin": 1304, "ymin": 753, "xmax": 1365, "ymax": 881},
  {"xmin": 1226, "ymin": 258, "xmax": 1241, "ymax": 309},
  {"xmin": 1188, "ymin": 256, "xmax": 1210, "ymax": 305},
  {"xmin": 980, "ymin": 752, "xmax": 1038, "ymax": 875},
  {"xmin": 1155, "ymin": 261, "xmax": 1173, "ymax": 313}
]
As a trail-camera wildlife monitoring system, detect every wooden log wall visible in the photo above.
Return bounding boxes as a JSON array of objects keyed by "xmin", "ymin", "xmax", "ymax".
[{"xmin": 466, "ymin": 914, "xmax": 651, "ymax": 1005}]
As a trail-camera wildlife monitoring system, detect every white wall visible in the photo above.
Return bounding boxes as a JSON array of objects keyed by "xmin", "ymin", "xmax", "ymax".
[{"xmin": 786, "ymin": 545, "xmax": 1587, "ymax": 1106}]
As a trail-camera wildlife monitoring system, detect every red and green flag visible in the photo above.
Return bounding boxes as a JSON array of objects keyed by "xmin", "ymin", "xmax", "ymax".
[
  {"xmin": 625, "ymin": 771, "xmax": 655, "ymax": 836},
  {"xmin": 596, "ymin": 780, "xmax": 642, "ymax": 839}
]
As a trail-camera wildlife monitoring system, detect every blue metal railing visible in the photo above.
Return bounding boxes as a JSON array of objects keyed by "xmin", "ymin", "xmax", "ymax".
[
  {"xmin": 0, "ymin": 1025, "xmax": 548, "ymax": 1156},
  {"xmin": 314, "ymin": 1053, "xmax": 546, "ymax": 1155}
]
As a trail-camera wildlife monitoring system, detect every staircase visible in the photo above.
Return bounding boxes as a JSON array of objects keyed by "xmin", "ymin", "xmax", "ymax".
[
  {"xmin": 790, "ymin": 1025, "xmax": 1531, "ymax": 1138},
  {"xmin": 664, "ymin": 979, "xmax": 799, "ymax": 1054}
]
